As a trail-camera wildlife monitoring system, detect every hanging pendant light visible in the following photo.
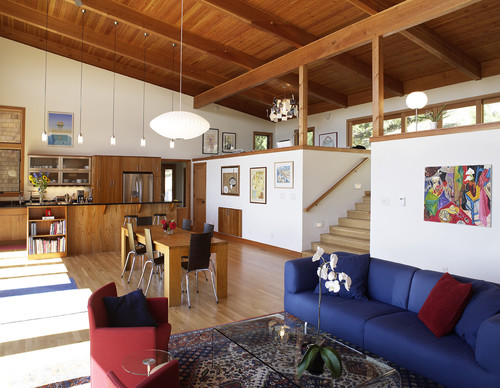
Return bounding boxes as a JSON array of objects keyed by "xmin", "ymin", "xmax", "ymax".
[
  {"xmin": 77, "ymin": 9, "xmax": 85, "ymax": 145},
  {"xmin": 41, "ymin": 0, "xmax": 49, "ymax": 143},
  {"xmin": 150, "ymin": 0, "xmax": 210, "ymax": 140},
  {"xmin": 140, "ymin": 32, "xmax": 148, "ymax": 147},
  {"xmin": 268, "ymin": 86, "xmax": 298, "ymax": 123},
  {"xmin": 110, "ymin": 21, "xmax": 118, "ymax": 146}
]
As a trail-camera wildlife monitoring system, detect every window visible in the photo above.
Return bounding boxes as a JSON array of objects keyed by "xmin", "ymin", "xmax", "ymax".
[
  {"xmin": 484, "ymin": 99, "xmax": 500, "ymax": 123},
  {"xmin": 405, "ymin": 114, "xmax": 433, "ymax": 132},
  {"xmin": 253, "ymin": 132, "xmax": 273, "ymax": 150},
  {"xmin": 293, "ymin": 127, "xmax": 315, "ymax": 145},
  {"xmin": 0, "ymin": 106, "xmax": 25, "ymax": 196},
  {"xmin": 350, "ymin": 116, "xmax": 401, "ymax": 149},
  {"xmin": 442, "ymin": 105, "xmax": 476, "ymax": 128}
]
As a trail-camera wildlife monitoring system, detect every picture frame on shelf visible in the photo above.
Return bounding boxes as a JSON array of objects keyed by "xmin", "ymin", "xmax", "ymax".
[
  {"xmin": 202, "ymin": 128, "xmax": 219, "ymax": 154},
  {"xmin": 318, "ymin": 132, "xmax": 338, "ymax": 148},
  {"xmin": 274, "ymin": 161, "xmax": 294, "ymax": 188},
  {"xmin": 250, "ymin": 167, "xmax": 267, "ymax": 204},
  {"xmin": 222, "ymin": 132, "xmax": 236, "ymax": 153},
  {"xmin": 221, "ymin": 165, "xmax": 240, "ymax": 195},
  {"xmin": 47, "ymin": 112, "xmax": 74, "ymax": 147}
]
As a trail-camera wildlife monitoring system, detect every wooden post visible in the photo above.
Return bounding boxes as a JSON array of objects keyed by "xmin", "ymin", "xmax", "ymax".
[
  {"xmin": 372, "ymin": 35, "xmax": 384, "ymax": 137},
  {"xmin": 299, "ymin": 65, "xmax": 308, "ymax": 145}
]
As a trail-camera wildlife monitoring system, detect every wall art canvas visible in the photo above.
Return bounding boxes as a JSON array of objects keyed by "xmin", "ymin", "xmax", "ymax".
[
  {"xmin": 47, "ymin": 112, "xmax": 73, "ymax": 147},
  {"xmin": 202, "ymin": 128, "xmax": 219, "ymax": 154},
  {"xmin": 319, "ymin": 132, "xmax": 338, "ymax": 147},
  {"xmin": 221, "ymin": 165, "xmax": 239, "ymax": 195},
  {"xmin": 222, "ymin": 132, "xmax": 236, "ymax": 153},
  {"xmin": 250, "ymin": 167, "xmax": 266, "ymax": 204},
  {"xmin": 274, "ymin": 161, "xmax": 294, "ymax": 188},
  {"xmin": 424, "ymin": 165, "xmax": 492, "ymax": 227}
]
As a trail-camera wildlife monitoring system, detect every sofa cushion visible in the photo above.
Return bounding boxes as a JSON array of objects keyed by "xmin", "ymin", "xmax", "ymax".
[
  {"xmin": 455, "ymin": 280, "xmax": 500, "ymax": 349},
  {"xmin": 285, "ymin": 257, "xmax": 320, "ymax": 294},
  {"xmin": 314, "ymin": 252, "xmax": 370, "ymax": 301},
  {"xmin": 103, "ymin": 289, "xmax": 158, "ymax": 327},
  {"xmin": 364, "ymin": 311, "xmax": 500, "ymax": 388},
  {"xmin": 417, "ymin": 273, "xmax": 472, "ymax": 337},
  {"xmin": 367, "ymin": 258, "xmax": 418, "ymax": 309}
]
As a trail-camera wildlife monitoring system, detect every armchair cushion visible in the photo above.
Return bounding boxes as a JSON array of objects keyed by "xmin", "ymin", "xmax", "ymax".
[{"xmin": 103, "ymin": 289, "xmax": 158, "ymax": 327}]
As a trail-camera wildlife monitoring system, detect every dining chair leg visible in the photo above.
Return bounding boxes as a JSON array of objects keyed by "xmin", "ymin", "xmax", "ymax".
[
  {"xmin": 127, "ymin": 253, "xmax": 138, "ymax": 283},
  {"xmin": 145, "ymin": 265, "xmax": 155, "ymax": 296},
  {"xmin": 196, "ymin": 272, "xmax": 199, "ymax": 293},
  {"xmin": 137, "ymin": 261, "xmax": 152, "ymax": 289},
  {"xmin": 121, "ymin": 251, "xmax": 133, "ymax": 278},
  {"xmin": 209, "ymin": 269, "xmax": 219, "ymax": 304},
  {"xmin": 186, "ymin": 272, "xmax": 191, "ymax": 308}
]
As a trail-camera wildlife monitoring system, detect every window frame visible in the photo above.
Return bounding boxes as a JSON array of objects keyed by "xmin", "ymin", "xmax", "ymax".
[
  {"xmin": 0, "ymin": 106, "xmax": 25, "ymax": 197},
  {"xmin": 253, "ymin": 131, "xmax": 274, "ymax": 150}
]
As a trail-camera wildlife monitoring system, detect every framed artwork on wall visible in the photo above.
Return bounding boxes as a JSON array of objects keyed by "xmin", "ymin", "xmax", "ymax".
[
  {"xmin": 222, "ymin": 132, "xmax": 236, "ymax": 153},
  {"xmin": 250, "ymin": 167, "xmax": 267, "ymax": 204},
  {"xmin": 202, "ymin": 128, "xmax": 219, "ymax": 154},
  {"xmin": 274, "ymin": 161, "xmax": 294, "ymax": 188},
  {"xmin": 221, "ymin": 165, "xmax": 240, "ymax": 195},
  {"xmin": 47, "ymin": 112, "xmax": 74, "ymax": 147},
  {"xmin": 318, "ymin": 131, "xmax": 338, "ymax": 148}
]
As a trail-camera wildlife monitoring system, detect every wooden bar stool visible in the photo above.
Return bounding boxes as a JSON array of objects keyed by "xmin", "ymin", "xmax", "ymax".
[
  {"xmin": 153, "ymin": 213, "xmax": 167, "ymax": 225},
  {"xmin": 123, "ymin": 215, "xmax": 138, "ymax": 226}
]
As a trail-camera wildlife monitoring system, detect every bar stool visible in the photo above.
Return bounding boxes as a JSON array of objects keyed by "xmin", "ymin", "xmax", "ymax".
[
  {"xmin": 153, "ymin": 213, "xmax": 167, "ymax": 225},
  {"xmin": 123, "ymin": 215, "xmax": 138, "ymax": 227}
]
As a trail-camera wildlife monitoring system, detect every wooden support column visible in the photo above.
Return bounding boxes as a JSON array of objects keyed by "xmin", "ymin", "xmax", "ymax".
[
  {"xmin": 299, "ymin": 65, "xmax": 308, "ymax": 145},
  {"xmin": 372, "ymin": 35, "xmax": 384, "ymax": 138}
]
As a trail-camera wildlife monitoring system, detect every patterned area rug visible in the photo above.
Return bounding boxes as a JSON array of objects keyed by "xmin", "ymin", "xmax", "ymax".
[{"xmin": 169, "ymin": 313, "xmax": 443, "ymax": 388}]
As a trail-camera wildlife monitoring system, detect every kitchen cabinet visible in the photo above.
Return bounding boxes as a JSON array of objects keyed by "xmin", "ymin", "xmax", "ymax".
[
  {"xmin": 218, "ymin": 207, "xmax": 242, "ymax": 237},
  {"xmin": 122, "ymin": 157, "xmax": 159, "ymax": 172},
  {"xmin": 29, "ymin": 155, "xmax": 91, "ymax": 186},
  {"xmin": 153, "ymin": 176, "xmax": 161, "ymax": 202},
  {"xmin": 92, "ymin": 156, "xmax": 122, "ymax": 203},
  {"xmin": 0, "ymin": 207, "xmax": 26, "ymax": 243}
]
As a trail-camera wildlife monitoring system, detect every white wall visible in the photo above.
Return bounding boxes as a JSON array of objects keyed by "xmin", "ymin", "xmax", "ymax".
[
  {"xmin": 200, "ymin": 149, "xmax": 304, "ymax": 252},
  {"xmin": 371, "ymin": 128, "xmax": 500, "ymax": 283},
  {"xmin": 0, "ymin": 37, "xmax": 274, "ymax": 193},
  {"xmin": 302, "ymin": 150, "xmax": 371, "ymax": 249}
]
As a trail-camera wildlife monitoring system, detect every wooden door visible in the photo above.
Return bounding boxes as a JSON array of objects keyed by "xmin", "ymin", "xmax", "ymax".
[{"xmin": 193, "ymin": 162, "xmax": 207, "ymax": 232}]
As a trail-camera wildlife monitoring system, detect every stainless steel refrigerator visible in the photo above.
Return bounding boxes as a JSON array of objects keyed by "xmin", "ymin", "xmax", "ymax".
[{"xmin": 122, "ymin": 172, "xmax": 154, "ymax": 203}]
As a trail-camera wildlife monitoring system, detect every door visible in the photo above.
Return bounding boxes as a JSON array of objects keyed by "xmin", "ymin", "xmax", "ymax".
[{"xmin": 193, "ymin": 162, "xmax": 207, "ymax": 232}]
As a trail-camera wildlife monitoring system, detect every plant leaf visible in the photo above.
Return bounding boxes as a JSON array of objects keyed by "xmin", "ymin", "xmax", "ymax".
[
  {"xmin": 319, "ymin": 347, "xmax": 342, "ymax": 379},
  {"xmin": 297, "ymin": 345, "xmax": 319, "ymax": 379}
]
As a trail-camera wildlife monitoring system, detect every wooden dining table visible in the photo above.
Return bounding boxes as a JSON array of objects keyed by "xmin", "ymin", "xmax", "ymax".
[{"xmin": 120, "ymin": 225, "xmax": 228, "ymax": 307}]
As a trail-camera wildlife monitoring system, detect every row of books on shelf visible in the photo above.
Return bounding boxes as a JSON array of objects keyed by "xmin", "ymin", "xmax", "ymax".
[
  {"xmin": 29, "ymin": 220, "xmax": 66, "ymax": 236},
  {"xmin": 28, "ymin": 237, "xmax": 66, "ymax": 255}
]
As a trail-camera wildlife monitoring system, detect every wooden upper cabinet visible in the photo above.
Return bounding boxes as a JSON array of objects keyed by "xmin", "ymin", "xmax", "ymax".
[
  {"xmin": 152, "ymin": 158, "xmax": 161, "ymax": 176},
  {"xmin": 92, "ymin": 156, "xmax": 122, "ymax": 203},
  {"xmin": 122, "ymin": 157, "xmax": 159, "ymax": 172}
]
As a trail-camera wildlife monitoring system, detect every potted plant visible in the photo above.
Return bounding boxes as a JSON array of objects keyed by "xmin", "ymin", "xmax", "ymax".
[
  {"xmin": 297, "ymin": 247, "xmax": 351, "ymax": 381},
  {"xmin": 29, "ymin": 171, "xmax": 50, "ymax": 204},
  {"xmin": 426, "ymin": 104, "xmax": 447, "ymax": 128}
]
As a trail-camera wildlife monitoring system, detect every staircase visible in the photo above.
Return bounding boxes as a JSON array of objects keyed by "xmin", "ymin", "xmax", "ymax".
[{"xmin": 302, "ymin": 191, "xmax": 371, "ymax": 257}]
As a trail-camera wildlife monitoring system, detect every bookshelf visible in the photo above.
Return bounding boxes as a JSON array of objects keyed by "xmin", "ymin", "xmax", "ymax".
[{"xmin": 27, "ymin": 206, "xmax": 67, "ymax": 259}]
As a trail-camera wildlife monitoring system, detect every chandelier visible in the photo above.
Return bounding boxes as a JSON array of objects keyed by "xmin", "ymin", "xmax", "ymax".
[{"xmin": 269, "ymin": 91, "xmax": 298, "ymax": 122}]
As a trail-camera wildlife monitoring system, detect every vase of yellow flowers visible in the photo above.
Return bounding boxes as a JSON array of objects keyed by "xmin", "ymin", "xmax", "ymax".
[{"xmin": 29, "ymin": 172, "xmax": 50, "ymax": 204}]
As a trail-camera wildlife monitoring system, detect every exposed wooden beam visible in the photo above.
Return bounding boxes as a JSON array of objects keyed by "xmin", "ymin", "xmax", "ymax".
[
  {"xmin": 194, "ymin": 0, "xmax": 482, "ymax": 108},
  {"xmin": 298, "ymin": 66, "xmax": 308, "ymax": 145},
  {"xmin": 372, "ymin": 36, "xmax": 384, "ymax": 138},
  {"xmin": 197, "ymin": 0, "xmax": 403, "ymax": 96},
  {"xmin": 346, "ymin": 0, "xmax": 481, "ymax": 80}
]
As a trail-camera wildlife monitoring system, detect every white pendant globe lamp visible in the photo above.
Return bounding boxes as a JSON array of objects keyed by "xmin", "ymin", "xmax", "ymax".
[
  {"xmin": 406, "ymin": 91, "xmax": 428, "ymax": 132},
  {"xmin": 150, "ymin": 0, "xmax": 210, "ymax": 140}
]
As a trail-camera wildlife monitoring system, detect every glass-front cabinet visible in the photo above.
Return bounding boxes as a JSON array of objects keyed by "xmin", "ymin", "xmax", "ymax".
[{"xmin": 29, "ymin": 155, "xmax": 91, "ymax": 186}]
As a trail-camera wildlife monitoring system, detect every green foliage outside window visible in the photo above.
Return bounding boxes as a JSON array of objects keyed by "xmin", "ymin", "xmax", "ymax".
[
  {"xmin": 484, "ymin": 102, "xmax": 500, "ymax": 123},
  {"xmin": 254, "ymin": 135, "xmax": 269, "ymax": 150}
]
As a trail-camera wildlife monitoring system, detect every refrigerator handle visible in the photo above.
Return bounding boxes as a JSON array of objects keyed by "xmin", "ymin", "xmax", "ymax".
[{"xmin": 139, "ymin": 177, "xmax": 143, "ymax": 202}]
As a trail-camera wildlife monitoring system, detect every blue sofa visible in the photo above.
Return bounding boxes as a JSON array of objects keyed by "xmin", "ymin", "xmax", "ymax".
[{"xmin": 284, "ymin": 255, "xmax": 500, "ymax": 388}]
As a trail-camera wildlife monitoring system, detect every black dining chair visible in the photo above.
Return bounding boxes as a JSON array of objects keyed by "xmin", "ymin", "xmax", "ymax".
[
  {"xmin": 202, "ymin": 223, "xmax": 216, "ymax": 277},
  {"xmin": 137, "ymin": 228, "xmax": 164, "ymax": 296},
  {"xmin": 121, "ymin": 223, "xmax": 146, "ymax": 283},
  {"xmin": 137, "ymin": 216, "xmax": 153, "ymax": 226},
  {"xmin": 181, "ymin": 232, "xmax": 218, "ymax": 308},
  {"xmin": 182, "ymin": 219, "xmax": 192, "ymax": 231}
]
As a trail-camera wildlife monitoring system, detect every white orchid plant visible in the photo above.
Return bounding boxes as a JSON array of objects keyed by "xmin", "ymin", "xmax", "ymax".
[{"xmin": 297, "ymin": 246, "xmax": 352, "ymax": 381}]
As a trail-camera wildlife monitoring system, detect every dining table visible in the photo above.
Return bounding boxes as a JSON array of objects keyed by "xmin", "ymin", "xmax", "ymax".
[{"xmin": 121, "ymin": 225, "xmax": 228, "ymax": 307}]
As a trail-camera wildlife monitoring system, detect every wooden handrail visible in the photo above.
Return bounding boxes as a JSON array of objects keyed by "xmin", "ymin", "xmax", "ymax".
[{"xmin": 303, "ymin": 157, "xmax": 370, "ymax": 212}]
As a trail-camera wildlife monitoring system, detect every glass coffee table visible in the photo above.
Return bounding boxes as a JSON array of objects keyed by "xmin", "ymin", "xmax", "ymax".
[
  {"xmin": 122, "ymin": 349, "xmax": 173, "ymax": 376},
  {"xmin": 212, "ymin": 313, "xmax": 401, "ymax": 387}
]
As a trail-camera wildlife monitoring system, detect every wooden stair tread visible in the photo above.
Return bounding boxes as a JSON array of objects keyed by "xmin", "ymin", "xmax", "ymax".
[
  {"xmin": 347, "ymin": 210, "xmax": 371, "ymax": 220},
  {"xmin": 329, "ymin": 225, "xmax": 370, "ymax": 239},
  {"xmin": 320, "ymin": 234, "xmax": 370, "ymax": 249},
  {"xmin": 311, "ymin": 241, "xmax": 369, "ymax": 255}
]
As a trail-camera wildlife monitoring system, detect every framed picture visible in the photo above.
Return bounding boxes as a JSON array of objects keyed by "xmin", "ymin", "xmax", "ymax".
[
  {"xmin": 202, "ymin": 128, "xmax": 219, "ymax": 154},
  {"xmin": 250, "ymin": 167, "xmax": 267, "ymax": 204},
  {"xmin": 274, "ymin": 161, "xmax": 294, "ymax": 188},
  {"xmin": 47, "ymin": 112, "xmax": 74, "ymax": 147},
  {"xmin": 222, "ymin": 132, "xmax": 236, "ymax": 153},
  {"xmin": 319, "ymin": 132, "xmax": 338, "ymax": 148},
  {"xmin": 221, "ymin": 165, "xmax": 240, "ymax": 195}
]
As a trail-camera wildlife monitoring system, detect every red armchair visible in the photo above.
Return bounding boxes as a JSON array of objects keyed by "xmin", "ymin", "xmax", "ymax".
[
  {"xmin": 88, "ymin": 282, "xmax": 172, "ymax": 387},
  {"xmin": 107, "ymin": 359, "xmax": 180, "ymax": 388}
]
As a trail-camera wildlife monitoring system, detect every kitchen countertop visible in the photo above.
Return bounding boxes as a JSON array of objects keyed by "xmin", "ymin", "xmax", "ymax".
[{"xmin": 0, "ymin": 201, "xmax": 181, "ymax": 208}]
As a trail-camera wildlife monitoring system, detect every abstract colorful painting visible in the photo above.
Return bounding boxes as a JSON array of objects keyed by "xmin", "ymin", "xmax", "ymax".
[
  {"xmin": 424, "ymin": 165, "xmax": 492, "ymax": 227},
  {"xmin": 250, "ymin": 167, "xmax": 266, "ymax": 204}
]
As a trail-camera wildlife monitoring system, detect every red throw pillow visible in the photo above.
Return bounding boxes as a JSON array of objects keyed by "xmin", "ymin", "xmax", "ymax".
[{"xmin": 418, "ymin": 273, "xmax": 472, "ymax": 337}]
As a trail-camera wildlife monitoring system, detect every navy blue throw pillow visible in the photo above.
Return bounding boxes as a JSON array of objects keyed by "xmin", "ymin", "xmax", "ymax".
[
  {"xmin": 313, "ymin": 252, "xmax": 370, "ymax": 301},
  {"xmin": 103, "ymin": 289, "xmax": 158, "ymax": 327}
]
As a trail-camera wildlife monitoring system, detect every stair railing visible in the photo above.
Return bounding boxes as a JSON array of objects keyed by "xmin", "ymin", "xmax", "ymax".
[{"xmin": 303, "ymin": 157, "xmax": 369, "ymax": 212}]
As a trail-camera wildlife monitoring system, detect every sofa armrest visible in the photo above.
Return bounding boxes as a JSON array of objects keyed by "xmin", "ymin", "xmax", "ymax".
[
  {"xmin": 475, "ymin": 313, "xmax": 500, "ymax": 377},
  {"xmin": 284, "ymin": 257, "xmax": 318, "ymax": 294},
  {"xmin": 90, "ymin": 326, "xmax": 157, "ymax": 357},
  {"xmin": 147, "ymin": 297, "xmax": 169, "ymax": 323}
]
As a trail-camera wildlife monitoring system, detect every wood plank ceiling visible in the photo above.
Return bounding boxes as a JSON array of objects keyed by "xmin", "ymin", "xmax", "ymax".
[{"xmin": 1, "ymin": 0, "xmax": 499, "ymax": 120}]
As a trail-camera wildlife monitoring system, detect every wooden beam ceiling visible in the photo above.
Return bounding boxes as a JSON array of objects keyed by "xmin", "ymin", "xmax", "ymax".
[
  {"xmin": 193, "ymin": 0, "xmax": 482, "ymax": 108},
  {"xmin": 346, "ymin": 0, "xmax": 482, "ymax": 80}
]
